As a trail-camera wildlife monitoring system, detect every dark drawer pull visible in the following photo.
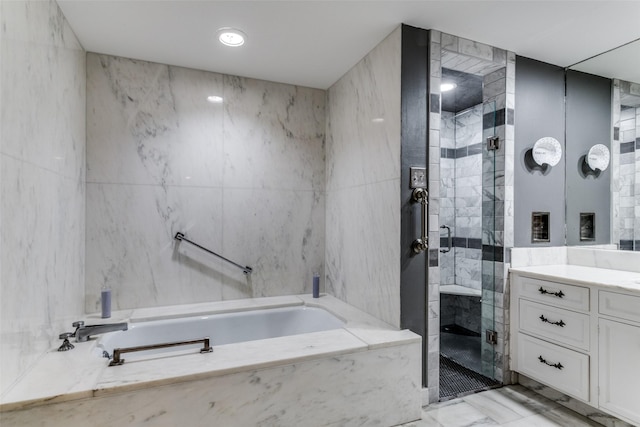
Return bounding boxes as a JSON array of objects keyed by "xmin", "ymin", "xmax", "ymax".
[
  {"xmin": 538, "ymin": 286, "xmax": 565, "ymax": 298},
  {"xmin": 538, "ymin": 355, "xmax": 563, "ymax": 370},
  {"xmin": 539, "ymin": 314, "xmax": 566, "ymax": 327}
]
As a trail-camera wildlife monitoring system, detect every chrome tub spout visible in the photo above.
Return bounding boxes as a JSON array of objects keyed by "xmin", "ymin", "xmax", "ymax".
[{"xmin": 72, "ymin": 320, "xmax": 128, "ymax": 342}]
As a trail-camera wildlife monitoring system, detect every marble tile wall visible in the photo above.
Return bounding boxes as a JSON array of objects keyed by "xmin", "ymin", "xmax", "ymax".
[
  {"xmin": 440, "ymin": 113, "xmax": 456, "ymax": 287},
  {"xmin": 86, "ymin": 54, "xmax": 325, "ymax": 312},
  {"xmin": 325, "ymin": 27, "xmax": 401, "ymax": 327},
  {"xmin": 0, "ymin": 0, "xmax": 86, "ymax": 393},
  {"xmin": 440, "ymin": 294, "xmax": 482, "ymax": 334},
  {"xmin": 456, "ymin": 106, "xmax": 483, "ymax": 292},
  {"xmin": 427, "ymin": 30, "xmax": 443, "ymax": 402},
  {"xmin": 440, "ymin": 106, "xmax": 483, "ymax": 298}
]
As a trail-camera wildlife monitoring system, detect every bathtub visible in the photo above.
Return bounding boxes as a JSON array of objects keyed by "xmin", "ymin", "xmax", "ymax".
[
  {"xmin": 97, "ymin": 306, "xmax": 345, "ymax": 361},
  {"xmin": 0, "ymin": 295, "xmax": 421, "ymax": 427}
]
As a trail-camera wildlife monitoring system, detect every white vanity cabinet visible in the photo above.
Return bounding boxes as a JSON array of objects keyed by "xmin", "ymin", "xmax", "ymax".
[
  {"xmin": 598, "ymin": 291, "xmax": 640, "ymax": 424},
  {"xmin": 511, "ymin": 275, "xmax": 591, "ymax": 402},
  {"xmin": 510, "ymin": 269, "xmax": 640, "ymax": 426}
]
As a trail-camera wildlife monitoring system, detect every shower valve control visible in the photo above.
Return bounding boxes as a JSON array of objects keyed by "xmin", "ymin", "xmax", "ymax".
[{"xmin": 409, "ymin": 167, "xmax": 427, "ymax": 189}]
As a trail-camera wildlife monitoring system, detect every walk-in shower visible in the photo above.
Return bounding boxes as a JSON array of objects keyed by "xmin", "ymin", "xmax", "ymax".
[{"xmin": 438, "ymin": 55, "xmax": 505, "ymax": 399}]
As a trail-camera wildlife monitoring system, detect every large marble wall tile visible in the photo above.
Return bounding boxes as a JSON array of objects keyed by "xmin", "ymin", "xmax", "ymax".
[
  {"xmin": 326, "ymin": 27, "xmax": 401, "ymax": 192},
  {"xmin": 222, "ymin": 188, "xmax": 325, "ymax": 298},
  {"xmin": 325, "ymin": 27, "xmax": 401, "ymax": 327},
  {"xmin": 1, "ymin": 0, "xmax": 82, "ymax": 51},
  {"xmin": 86, "ymin": 53, "xmax": 325, "ymax": 311},
  {"xmin": 85, "ymin": 184, "xmax": 227, "ymax": 311},
  {"xmin": 223, "ymin": 76, "xmax": 325, "ymax": 191},
  {"xmin": 1, "ymin": 16, "xmax": 85, "ymax": 178},
  {"xmin": 1, "ymin": 157, "xmax": 85, "ymax": 392},
  {"xmin": 0, "ymin": 0, "xmax": 85, "ymax": 393},
  {"xmin": 325, "ymin": 180, "xmax": 400, "ymax": 327},
  {"xmin": 87, "ymin": 54, "xmax": 225, "ymax": 187}
]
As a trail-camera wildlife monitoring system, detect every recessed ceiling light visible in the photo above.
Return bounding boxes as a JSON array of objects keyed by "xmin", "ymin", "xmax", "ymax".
[
  {"xmin": 441, "ymin": 82, "xmax": 457, "ymax": 92},
  {"xmin": 207, "ymin": 95, "xmax": 223, "ymax": 103},
  {"xmin": 372, "ymin": 117, "xmax": 385, "ymax": 123},
  {"xmin": 217, "ymin": 27, "xmax": 246, "ymax": 47}
]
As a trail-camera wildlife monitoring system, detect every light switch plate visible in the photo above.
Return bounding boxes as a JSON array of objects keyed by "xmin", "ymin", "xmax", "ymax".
[{"xmin": 410, "ymin": 167, "xmax": 427, "ymax": 189}]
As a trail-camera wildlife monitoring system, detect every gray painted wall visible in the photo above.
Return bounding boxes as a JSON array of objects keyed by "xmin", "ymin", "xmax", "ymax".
[
  {"xmin": 514, "ymin": 60, "xmax": 612, "ymax": 248},
  {"xmin": 514, "ymin": 57, "xmax": 566, "ymax": 247},
  {"xmin": 400, "ymin": 24, "xmax": 429, "ymax": 387},
  {"xmin": 565, "ymin": 70, "xmax": 611, "ymax": 246}
]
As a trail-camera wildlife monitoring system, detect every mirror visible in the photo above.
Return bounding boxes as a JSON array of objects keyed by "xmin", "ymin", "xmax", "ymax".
[
  {"xmin": 612, "ymin": 80, "xmax": 640, "ymax": 250},
  {"xmin": 568, "ymin": 39, "xmax": 640, "ymax": 251},
  {"xmin": 569, "ymin": 39, "xmax": 640, "ymax": 84}
]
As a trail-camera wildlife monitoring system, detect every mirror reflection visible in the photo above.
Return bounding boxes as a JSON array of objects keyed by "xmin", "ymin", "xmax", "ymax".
[
  {"xmin": 568, "ymin": 41, "xmax": 640, "ymax": 251},
  {"xmin": 613, "ymin": 80, "xmax": 640, "ymax": 250}
]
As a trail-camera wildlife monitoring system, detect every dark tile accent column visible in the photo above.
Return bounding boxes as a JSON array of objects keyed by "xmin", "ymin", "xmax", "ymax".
[{"xmin": 400, "ymin": 24, "xmax": 429, "ymax": 388}]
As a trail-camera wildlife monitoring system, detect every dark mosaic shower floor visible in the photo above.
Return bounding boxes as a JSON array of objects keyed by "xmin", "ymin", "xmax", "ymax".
[
  {"xmin": 440, "ymin": 330, "xmax": 482, "ymax": 373},
  {"xmin": 439, "ymin": 355, "xmax": 499, "ymax": 400},
  {"xmin": 440, "ymin": 330, "xmax": 499, "ymax": 399}
]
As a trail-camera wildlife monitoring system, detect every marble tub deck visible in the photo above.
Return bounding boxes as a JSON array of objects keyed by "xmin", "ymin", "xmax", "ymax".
[
  {"xmin": 0, "ymin": 294, "xmax": 421, "ymax": 426},
  {"xmin": 401, "ymin": 385, "xmax": 605, "ymax": 427}
]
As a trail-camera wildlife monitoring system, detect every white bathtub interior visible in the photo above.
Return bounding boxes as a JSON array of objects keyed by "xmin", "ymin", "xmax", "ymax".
[{"xmin": 96, "ymin": 306, "xmax": 345, "ymax": 360}]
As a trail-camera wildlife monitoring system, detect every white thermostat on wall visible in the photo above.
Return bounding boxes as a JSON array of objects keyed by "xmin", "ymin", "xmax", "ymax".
[
  {"xmin": 532, "ymin": 137, "xmax": 562, "ymax": 167},
  {"xmin": 586, "ymin": 144, "xmax": 610, "ymax": 172}
]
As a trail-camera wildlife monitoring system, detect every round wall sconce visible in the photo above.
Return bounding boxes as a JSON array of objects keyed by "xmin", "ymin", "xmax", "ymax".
[
  {"xmin": 532, "ymin": 137, "xmax": 562, "ymax": 167},
  {"xmin": 586, "ymin": 144, "xmax": 610, "ymax": 172}
]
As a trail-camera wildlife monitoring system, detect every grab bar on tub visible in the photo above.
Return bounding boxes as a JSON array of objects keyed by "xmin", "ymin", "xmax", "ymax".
[
  {"xmin": 440, "ymin": 225, "xmax": 452, "ymax": 253},
  {"xmin": 175, "ymin": 232, "xmax": 253, "ymax": 274},
  {"xmin": 109, "ymin": 337, "xmax": 213, "ymax": 366}
]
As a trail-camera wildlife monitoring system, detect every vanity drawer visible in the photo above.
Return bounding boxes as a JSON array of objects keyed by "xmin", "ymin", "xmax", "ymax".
[
  {"xmin": 519, "ymin": 300, "xmax": 590, "ymax": 351},
  {"xmin": 517, "ymin": 333, "xmax": 589, "ymax": 402},
  {"xmin": 599, "ymin": 290, "xmax": 640, "ymax": 324},
  {"xmin": 517, "ymin": 276, "xmax": 589, "ymax": 311}
]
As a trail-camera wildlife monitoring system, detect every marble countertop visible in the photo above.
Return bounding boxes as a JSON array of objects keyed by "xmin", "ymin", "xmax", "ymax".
[
  {"xmin": 509, "ymin": 264, "xmax": 640, "ymax": 293},
  {"xmin": 0, "ymin": 295, "xmax": 419, "ymax": 413}
]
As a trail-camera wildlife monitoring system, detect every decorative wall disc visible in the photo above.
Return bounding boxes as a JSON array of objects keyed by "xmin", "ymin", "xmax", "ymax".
[
  {"xmin": 586, "ymin": 144, "xmax": 610, "ymax": 172},
  {"xmin": 532, "ymin": 137, "xmax": 562, "ymax": 167}
]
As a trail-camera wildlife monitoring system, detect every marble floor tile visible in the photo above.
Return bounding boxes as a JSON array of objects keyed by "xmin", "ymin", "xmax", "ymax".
[
  {"xmin": 422, "ymin": 400, "xmax": 499, "ymax": 427},
  {"xmin": 398, "ymin": 385, "xmax": 601, "ymax": 427}
]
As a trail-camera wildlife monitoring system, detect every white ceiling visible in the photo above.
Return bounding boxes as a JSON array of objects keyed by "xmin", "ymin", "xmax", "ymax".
[{"xmin": 57, "ymin": 1, "xmax": 640, "ymax": 89}]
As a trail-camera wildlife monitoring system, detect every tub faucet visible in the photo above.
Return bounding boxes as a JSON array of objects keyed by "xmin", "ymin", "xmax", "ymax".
[{"xmin": 72, "ymin": 320, "xmax": 128, "ymax": 342}]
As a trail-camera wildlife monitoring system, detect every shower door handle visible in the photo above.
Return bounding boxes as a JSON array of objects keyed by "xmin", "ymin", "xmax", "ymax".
[
  {"xmin": 440, "ymin": 225, "xmax": 451, "ymax": 253},
  {"xmin": 411, "ymin": 188, "xmax": 428, "ymax": 254}
]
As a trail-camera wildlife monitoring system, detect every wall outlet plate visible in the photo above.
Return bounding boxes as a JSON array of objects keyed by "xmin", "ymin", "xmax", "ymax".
[{"xmin": 410, "ymin": 167, "xmax": 427, "ymax": 189}]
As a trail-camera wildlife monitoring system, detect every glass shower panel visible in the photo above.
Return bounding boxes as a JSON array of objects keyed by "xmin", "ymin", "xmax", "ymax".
[{"xmin": 439, "ymin": 89, "xmax": 487, "ymax": 375}]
